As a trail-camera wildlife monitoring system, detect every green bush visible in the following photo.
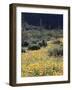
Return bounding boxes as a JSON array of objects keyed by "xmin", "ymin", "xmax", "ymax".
[
  {"xmin": 21, "ymin": 47, "xmax": 26, "ymax": 53},
  {"xmin": 38, "ymin": 40, "xmax": 47, "ymax": 47},
  {"xmin": 31, "ymin": 40, "xmax": 37, "ymax": 44},
  {"xmin": 22, "ymin": 41, "xmax": 29, "ymax": 47},
  {"xmin": 38, "ymin": 41, "xmax": 43, "ymax": 47},
  {"xmin": 52, "ymin": 39, "xmax": 62, "ymax": 44},
  {"xmin": 48, "ymin": 45, "xmax": 63, "ymax": 56},
  {"xmin": 28, "ymin": 44, "xmax": 40, "ymax": 50}
]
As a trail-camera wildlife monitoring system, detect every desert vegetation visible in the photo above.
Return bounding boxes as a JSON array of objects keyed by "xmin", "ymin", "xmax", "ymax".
[
  {"xmin": 21, "ymin": 13, "xmax": 63, "ymax": 77},
  {"xmin": 21, "ymin": 28, "xmax": 63, "ymax": 77}
]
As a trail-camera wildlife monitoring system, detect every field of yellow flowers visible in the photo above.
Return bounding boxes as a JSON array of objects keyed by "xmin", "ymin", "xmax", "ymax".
[{"xmin": 21, "ymin": 39, "xmax": 63, "ymax": 77}]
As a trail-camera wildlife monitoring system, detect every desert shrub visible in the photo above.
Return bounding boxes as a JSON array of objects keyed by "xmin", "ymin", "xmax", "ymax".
[
  {"xmin": 52, "ymin": 39, "xmax": 62, "ymax": 44},
  {"xmin": 47, "ymin": 36, "xmax": 52, "ymax": 41},
  {"xmin": 38, "ymin": 40, "xmax": 47, "ymax": 47},
  {"xmin": 38, "ymin": 41, "xmax": 43, "ymax": 47},
  {"xmin": 21, "ymin": 47, "xmax": 26, "ymax": 53},
  {"xmin": 28, "ymin": 44, "xmax": 40, "ymax": 50},
  {"xmin": 31, "ymin": 40, "xmax": 37, "ymax": 44},
  {"xmin": 22, "ymin": 41, "xmax": 29, "ymax": 47},
  {"xmin": 48, "ymin": 45, "xmax": 63, "ymax": 56},
  {"xmin": 42, "ymin": 40, "xmax": 47, "ymax": 47},
  {"xmin": 60, "ymin": 43, "xmax": 63, "ymax": 46}
]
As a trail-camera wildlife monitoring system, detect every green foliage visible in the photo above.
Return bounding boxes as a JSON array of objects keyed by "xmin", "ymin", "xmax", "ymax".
[
  {"xmin": 22, "ymin": 29, "xmax": 63, "ymax": 44},
  {"xmin": 48, "ymin": 45, "xmax": 63, "ymax": 56},
  {"xmin": 31, "ymin": 40, "xmax": 37, "ymax": 44},
  {"xmin": 21, "ymin": 48, "xmax": 26, "ymax": 53},
  {"xmin": 22, "ymin": 41, "xmax": 29, "ymax": 47},
  {"xmin": 38, "ymin": 40, "xmax": 47, "ymax": 47},
  {"xmin": 38, "ymin": 41, "xmax": 43, "ymax": 47},
  {"xmin": 42, "ymin": 40, "xmax": 47, "ymax": 47},
  {"xmin": 52, "ymin": 39, "xmax": 62, "ymax": 44},
  {"xmin": 28, "ymin": 44, "xmax": 40, "ymax": 50}
]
